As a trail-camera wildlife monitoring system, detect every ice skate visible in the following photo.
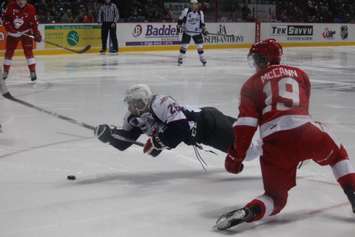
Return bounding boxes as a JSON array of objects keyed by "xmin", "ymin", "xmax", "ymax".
[
  {"xmin": 30, "ymin": 72, "xmax": 37, "ymax": 82},
  {"xmin": 214, "ymin": 207, "xmax": 254, "ymax": 231},
  {"xmin": 2, "ymin": 71, "xmax": 8, "ymax": 80},
  {"xmin": 178, "ymin": 56, "xmax": 183, "ymax": 66},
  {"xmin": 344, "ymin": 188, "xmax": 355, "ymax": 213}
]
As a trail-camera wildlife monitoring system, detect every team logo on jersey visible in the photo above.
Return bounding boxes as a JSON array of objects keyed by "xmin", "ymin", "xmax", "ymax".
[
  {"xmin": 67, "ymin": 31, "xmax": 80, "ymax": 46},
  {"xmin": 341, "ymin": 25, "xmax": 348, "ymax": 40},
  {"xmin": 13, "ymin": 17, "xmax": 24, "ymax": 29}
]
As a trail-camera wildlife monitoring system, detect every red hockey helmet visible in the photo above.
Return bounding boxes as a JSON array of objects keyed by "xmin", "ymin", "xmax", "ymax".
[{"xmin": 248, "ymin": 38, "xmax": 283, "ymax": 68}]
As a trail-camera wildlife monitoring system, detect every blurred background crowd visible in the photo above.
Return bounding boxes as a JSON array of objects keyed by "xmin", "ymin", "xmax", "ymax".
[{"xmin": 1, "ymin": 0, "xmax": 355, "ymax": 23}]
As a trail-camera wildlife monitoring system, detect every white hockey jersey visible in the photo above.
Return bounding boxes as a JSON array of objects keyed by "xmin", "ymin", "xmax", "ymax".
[
  {"xmin": 179, "ymin": 8, "xmax": 205, "ymax": 36},
  {"xmin": 122, "ymin": 95, "xmax": 197, "ymax": 137},
  {"xmin": 121, "ymin": 95, "xmax": 261, "ymax": 161}
]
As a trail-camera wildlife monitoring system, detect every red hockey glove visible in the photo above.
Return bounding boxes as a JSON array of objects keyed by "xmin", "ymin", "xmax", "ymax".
[
  {"xmin": 143, "ymin": 136, "xmax": 163, "ymax": 157},
  {"xmin": 34, "ymin": 31, "xmax": 42, "ymax": 42},
  {"xmin": 225, "ymin": 145, "xmax": 244, "ymax": 174}
]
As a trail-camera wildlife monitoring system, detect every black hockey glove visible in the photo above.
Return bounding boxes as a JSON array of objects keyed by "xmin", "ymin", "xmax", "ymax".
[
  {"xmin": 177, "ymin": 24, "xmax": 182, "ymax": 34},
  {"xmin": 94, "ymin": 124, "xmax": 112, "ymax": 143}
]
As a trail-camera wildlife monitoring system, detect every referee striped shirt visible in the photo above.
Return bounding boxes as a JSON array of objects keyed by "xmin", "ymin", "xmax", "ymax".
[{"xmin": 98, "ymin": 3, "xmax": 119, "ymax": 23}]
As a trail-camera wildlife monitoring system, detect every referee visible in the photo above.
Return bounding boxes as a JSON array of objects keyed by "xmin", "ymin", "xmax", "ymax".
[{"xmin": 98, "ymin": 0, "xmax": 119, "ymax": 53}]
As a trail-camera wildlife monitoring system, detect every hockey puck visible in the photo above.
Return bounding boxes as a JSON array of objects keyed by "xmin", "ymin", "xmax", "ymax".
[{"xmin": 67, "ymin": 175, "xmax": 76, "ymax": 180}]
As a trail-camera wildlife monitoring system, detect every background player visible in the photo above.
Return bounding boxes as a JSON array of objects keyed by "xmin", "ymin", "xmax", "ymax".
[
  {"xmin": 94, "ymin": 84, "xmax": 260, "ymax": 171},
  {"xmin": 2, "ymin": 0, "xmax": 42, "ymax": 82},
  {"xmin": 215, "ymin": 39, "xmax": 355, "ymax": 230},
  {"xmin": 177, "ymin": 0, "xmax": 208, "ymax": 66}
]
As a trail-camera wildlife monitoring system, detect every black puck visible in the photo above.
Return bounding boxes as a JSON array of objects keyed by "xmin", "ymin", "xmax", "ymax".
[{"xmin": 67, "ymin": 175, "xmax": 76, "ymax": 180}]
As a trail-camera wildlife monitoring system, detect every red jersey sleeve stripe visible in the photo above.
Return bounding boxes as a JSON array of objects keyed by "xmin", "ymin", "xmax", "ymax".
[{"xmin": 233, "ymin": 117, "xmax": 258, "ymax": 127}]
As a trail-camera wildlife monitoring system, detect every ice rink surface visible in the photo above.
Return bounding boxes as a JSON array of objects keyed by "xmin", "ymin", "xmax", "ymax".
[{"xmin": 0, "ymin": 47, "xmax": 355, "ymax": 237}]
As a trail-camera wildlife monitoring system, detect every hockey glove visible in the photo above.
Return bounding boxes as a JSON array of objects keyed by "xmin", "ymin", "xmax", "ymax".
[
  {"xmin": 177, "ymin": 25, "xmax": 182, "ymax": 34},
  {"xmin": 34, "ymin": 31, "xmax": 42, "ymax": 42},
  {"xmin": 225, "ymin": 145, "xmax": 244, "ymax": 174},
  {"xmin": 202, "ymin": 27, "xmax": 209, "ymax": 36},
  {"xmin": 143, "ymin": 136, "xmax": 164, "ymax": 157},
  {"xmin": 94, "ymin": 124, "xmax": 112, "ymax": 143}
]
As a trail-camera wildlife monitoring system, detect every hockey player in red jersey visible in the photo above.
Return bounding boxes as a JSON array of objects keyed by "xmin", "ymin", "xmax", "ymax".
[
  {"xmin": 215, "ymin": 38, "xmax": 355, "ymax": 230},
  {"xmin": 2, "ymin": 0, "xmax": 42, "ymax": 81}
]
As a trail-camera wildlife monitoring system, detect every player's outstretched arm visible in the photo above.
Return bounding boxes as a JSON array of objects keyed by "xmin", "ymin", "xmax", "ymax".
[{"xmin": 95, "ymin": 124, "xmax": 142, "ymax": 151}]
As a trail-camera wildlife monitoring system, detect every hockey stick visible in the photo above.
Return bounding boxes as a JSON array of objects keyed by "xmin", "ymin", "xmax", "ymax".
[
  {"xmin": 1, "ymin": 92, "xmax": 144, "ymax": 147},
  {"xmin": 181, "ymin": 31, "xmax": 235, "ymax": 37},
  {"xmin": 24, "ymin": 34, "xmax": 91, "ymax": 54},
  {"xmin": 206, "ymin": 32, "xmax": 236, "ymax": 37}
]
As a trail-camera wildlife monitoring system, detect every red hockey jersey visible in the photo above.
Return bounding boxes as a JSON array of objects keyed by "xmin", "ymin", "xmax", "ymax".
[
  {"xmin": 233, "ymin": 64, "xmax": 312, "ymax": 160},
  {"xmin": 3, "ymin": 2, "xmax": 39, "ymax": 37}
]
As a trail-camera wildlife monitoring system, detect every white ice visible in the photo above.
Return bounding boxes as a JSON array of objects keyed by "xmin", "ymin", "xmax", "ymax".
[{"xmin": 0, "ymin": 47, "xmax": 355, "ymax": 237}]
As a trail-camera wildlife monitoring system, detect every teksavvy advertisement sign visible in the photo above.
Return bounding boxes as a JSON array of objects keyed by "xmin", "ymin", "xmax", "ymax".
[
  {"xmin": 270, "ymin": 24, "xmax": 314, "ymax": 41},
  {"xmin": 262, "ymin": 23, "xmax": 353, "ymax": 42}
]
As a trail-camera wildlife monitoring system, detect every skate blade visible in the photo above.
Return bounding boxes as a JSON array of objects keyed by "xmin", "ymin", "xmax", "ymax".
[{"xmin": 213, "ymin": 216, "xmax": 232, "ymax": 231}]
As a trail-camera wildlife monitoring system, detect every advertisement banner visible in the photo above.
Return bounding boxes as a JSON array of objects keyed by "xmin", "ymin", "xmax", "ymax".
[
  {"xmin": 44, "ymin": 24, "xmax": 101, "ymax": 49},
  {"xmin": 261, "ymin": 23, "xmax": 355, "ymax": 43},
  {"xmin": 118, "ymin": 22, "xmax": 255, "ymax": 47},
  {"xmin": 118, "ymin": 23, "xmax": 180, "ymax": 47},
  {"xmin": 265, "ymin": 23, "xmax": 315, "ymax": 41},
  {"xmin": 203, "ymin": 23, "xmax": 253, "ymax": 45}
]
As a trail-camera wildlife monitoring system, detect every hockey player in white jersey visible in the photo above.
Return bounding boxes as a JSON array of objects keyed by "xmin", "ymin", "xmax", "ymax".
[
  {"xmin": 177, "ymin": 0, "xmax": 208, "ymax": 66},
  {"xmin": 95, "ymin": 84, "xmax": 260, "ymax": 173}
]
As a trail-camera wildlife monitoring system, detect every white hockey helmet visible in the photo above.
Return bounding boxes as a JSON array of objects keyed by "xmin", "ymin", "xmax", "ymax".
[
  {"xmin": 124, "ymin": 84, "xmax": 153, "ymax": 115},
  {"xmin": 16, "ymin": 0, "xmax": 27, "ymax": 8},
  {"xmin": 191, "ymin": 0, "xmax": 199, "ymax": 4}
]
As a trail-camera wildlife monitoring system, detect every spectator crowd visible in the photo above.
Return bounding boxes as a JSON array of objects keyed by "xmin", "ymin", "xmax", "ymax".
[{"xmin": 0, "ymin": 0, "xmax": 355, "ymax": 23}]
